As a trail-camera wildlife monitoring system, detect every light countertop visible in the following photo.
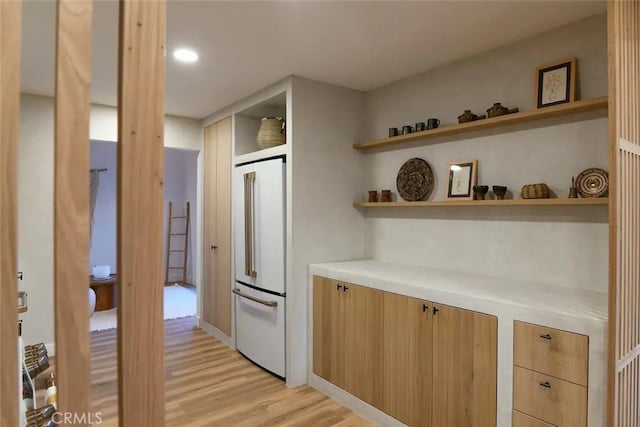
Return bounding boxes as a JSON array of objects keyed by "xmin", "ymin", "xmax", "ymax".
[{"xmin": 309, "ymin": 259, "xmax": 607, "ymax": 323}]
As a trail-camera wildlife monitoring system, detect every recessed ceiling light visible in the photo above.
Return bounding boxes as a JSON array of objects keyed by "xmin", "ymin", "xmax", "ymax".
[{"xmin": 173, "ymin": 48, "xmax": 198, "ymax": 64}]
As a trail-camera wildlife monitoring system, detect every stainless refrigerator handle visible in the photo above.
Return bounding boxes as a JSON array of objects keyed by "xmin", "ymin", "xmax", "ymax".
[
  {"xmin": 233, "ymin": 288, "xmax": 277, "ymax": 307},
  {"xmin": 244, "ymin": 172, "xmax": 257, "ymax": 278}
]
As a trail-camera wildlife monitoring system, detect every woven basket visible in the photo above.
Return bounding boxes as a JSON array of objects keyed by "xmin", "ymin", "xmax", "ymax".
[
  {"xmin": 521, "ymin": 183, "xmax": 550, "ymax": 199},
  {"xmin": 256, "ymin": 117, "xmax": 285, "ymax": 149}
]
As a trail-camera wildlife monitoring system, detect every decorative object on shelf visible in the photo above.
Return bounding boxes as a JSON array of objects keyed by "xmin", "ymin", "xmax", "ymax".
[
  {"xmin": 401, "ymin": 125, "xmax": 414, "ymax": 135},
  {"xmin": 575, "ymin": 167, "xmax": 609, "ymax": 198},
  {"xmin": 535, "ymin": 57, "xmax": 577, "ymax": 108},
  {"xmin": 486, "ymin": 103, "xmax": 519, "ymax": 118},
  {"xmin": 521, "ymin": 183, "xmax": 550, "ymax": 199},
  {"xmin": 381, "ymin": 189, "xmax": 392, "ymax": 202},
  {"xmin": 473, "ymin": 185, "xmax": 489, "ymax": 200},
  {"xmin": 389, "ymin": 127, "xmax": 399, "ymax": 137},
  {"xmin": 256, "ymin": 117, "xmax": 286, "ymax": 149},
  {"xmin": 457, "ymin": 110, "xmax": 486, "ymax": 124},
  {"xmin": 396, "ymin": 158, "xmax": 435, "ymax": 201},
  {"xmin": 368, "ymin": 190, "xmax": 378, "ymax": 203},
  {"xmin": 427, "ymin": 118, "xmax": 440, "ymax": 129},
  {"xmin": 492, "ymin": 185, "xmax": 508, "ymax": 200},
  {"xmin": 415, "ymin": 122, "xmax": 426, "ymax": 132},
  {"xmin": 569, "ymin": 176, "xmax": 578, "ymax": 198},
  {"xmin": 446, "ymin": 160, "xmax": 478, "ymax": 200}
]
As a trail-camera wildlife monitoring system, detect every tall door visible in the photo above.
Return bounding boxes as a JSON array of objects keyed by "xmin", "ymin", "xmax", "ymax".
[
  {"xmin": 203, "ymin": 117, "xmax": 232, "ymax": 335},
  {"xmin": 432, "ymin": 303, "xmax": 497, "ymax": 427},
  {"xmin": 313, "ymin": 276, "xmax": 345, "ymax": 387},
  {"xmin": 383, "ymin": 293, "xmax": 433, "ymax": 427},
  {"xmin": 344, "ymin": 283, "xmax": 384, "ymax": 408},
  {"xmin": 607, "ymin": 3, "xmax": 640, "ymax": 426}
]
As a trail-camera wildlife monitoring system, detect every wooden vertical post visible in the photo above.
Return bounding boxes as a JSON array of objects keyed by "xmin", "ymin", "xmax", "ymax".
[
  {"xmin": 0, "ymin": 1, "xmax": 21, "ymax": 425},
  {"xmin": 117, "ymin": 1, "xmax": 166, "ymax": 425},
  {"xmin": 54, "ymin": 0, "xmax": 93, "ymax": 421},
  {"xmin": 607, "ymin": 1, "xmax": 640, "ymax": 426}
]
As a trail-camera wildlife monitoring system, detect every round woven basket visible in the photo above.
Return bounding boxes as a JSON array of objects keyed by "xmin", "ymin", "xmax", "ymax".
[
  {"xmin": 520, "ymin": 183, "xmax": 550, "ymax": 199},
  {"xmin": 256, "ymin": 117, "xmax": 285, "ymax": 149}
]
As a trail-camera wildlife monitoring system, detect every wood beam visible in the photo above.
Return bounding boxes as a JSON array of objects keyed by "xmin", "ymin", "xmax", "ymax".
[
  {"xmin": 54, "ymin": 0, "xmax": 93, "ymax": 421},
  {"xmin": 0, "ymin": 1, "xmax": 21, "ymax": 425},
  {"xmin": 117, "ymin": 1, "xmax": 166, "ymax": 425}
]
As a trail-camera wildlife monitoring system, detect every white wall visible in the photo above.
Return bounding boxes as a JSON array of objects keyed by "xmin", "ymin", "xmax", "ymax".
[
  {"xmin": 18, "ymin": 94, "xmax": 202, "ymax": 346},
  {"xmin": 288, "ymin": 76, "xmax": 367, "ymax": 385},
  {"xmin": 362, "ymin": 14, "xmax": 609, "ymax": 291},
  {"xmin": 89, "ymin": 142, "xmax": 198, "ymax": 283}
]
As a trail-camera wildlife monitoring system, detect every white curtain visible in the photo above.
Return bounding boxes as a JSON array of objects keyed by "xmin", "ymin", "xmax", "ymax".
[{"xmin": 89, "ymin": 170, "xmax": 100, "ymax": 242}]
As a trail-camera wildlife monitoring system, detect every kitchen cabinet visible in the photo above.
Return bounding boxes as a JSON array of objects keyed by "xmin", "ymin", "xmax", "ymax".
[
  {"xmin": 431, "ymin": 303, "xmax": 498, "ymax": 427},
  {"xmin": 312, "ymin": 277, "xmax": 383, "ymax": 406},
  {"xmin": 203, "ymin": 117, "xmax": 232, "ymax": 335},
  {"xmin": 313, "ymin": 275, "xmax": 498, "ymax": 426},
  {"xmin": 383, "ymin": 293, "xmax": 432, "ymax": 427}
]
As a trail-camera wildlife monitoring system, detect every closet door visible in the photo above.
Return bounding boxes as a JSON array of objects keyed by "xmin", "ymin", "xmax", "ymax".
[
  {"xmin": 607, "ymin": 2, "xmax": 640, "ymax": 426},
  {"xmin": 203, "ymin": 117, "xmax": 232, "ymax": 336}
]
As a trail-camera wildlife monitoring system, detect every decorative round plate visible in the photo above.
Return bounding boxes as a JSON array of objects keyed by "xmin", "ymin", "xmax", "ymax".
[
  {"xmin": 575, "ymin": 168, "xmax": 609, "ymax": 198},
  {"xmin": 396, "ymin": 158, "xmax": 434, "ymax": 201}
]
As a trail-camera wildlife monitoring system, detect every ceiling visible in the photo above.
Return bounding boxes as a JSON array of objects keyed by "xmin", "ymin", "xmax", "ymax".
[{"xmin": 21, "ymin": 1, "xmax": 605, "ymax": 119}]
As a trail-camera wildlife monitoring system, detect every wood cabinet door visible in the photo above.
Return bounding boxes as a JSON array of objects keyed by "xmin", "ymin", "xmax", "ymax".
[
  {"xmin": 313, "ymin": 276, "xmax": 345, "ymax": 387},
  {"xmin": 432, "ymin": 303, "xmax": 497, "ymax": 427},
  {"xmin": 202, "ymin": 117, "xmax": 232, "ymax": 335},
  {"xmin": 202, "ymin": 122, "xmax": 217, "ymax": 327},
  {"xmin": 344, "ymin": 283, "xmax": 384, "ymax": 408},
  {"xmin": 383, "ymin": 293, "xmax": 432, "ymax": 427}
]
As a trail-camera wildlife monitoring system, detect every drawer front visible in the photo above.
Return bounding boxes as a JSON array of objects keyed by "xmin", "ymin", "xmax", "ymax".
[
  {"xmin": 514, "ymin": 321, "xmax": 588, "ymax": 386},
  {"xmin": 513, "ymin": 367, "xmax": 587, "ymax": 427},
  {"xmin": 513, "ymin": 410, "xmax": 555, "ymax": 427}
]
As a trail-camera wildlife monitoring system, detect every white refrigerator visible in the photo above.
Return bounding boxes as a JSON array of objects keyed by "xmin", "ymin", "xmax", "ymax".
[{"xmin": 233, "ymin": 157, "xmax": 286, "ymax": 378}]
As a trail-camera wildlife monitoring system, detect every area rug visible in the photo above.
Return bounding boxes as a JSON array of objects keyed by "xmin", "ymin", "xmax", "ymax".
[{"xmin": 90, "ymin": 284, "xmax": 197, "ymax": 332}]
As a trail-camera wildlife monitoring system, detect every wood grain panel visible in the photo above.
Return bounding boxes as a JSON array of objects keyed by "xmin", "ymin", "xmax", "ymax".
[
  {"xmin": 0, "ymin": 1, "xmax": 21, "ymax": 425},
  {"xmin": 215, "ymin": 117, "xmax": 232, "ymax": 335},
  {"xmin": 313, "ymin": 276, "xmax": 345, "ymax": 388},
  {"xmin": 513, "ymin": 366, "xmax": 587, "ymax": 427},
  {"xmin": 432, "ymin": 303, "xmax": 497, "ymax": 427},
  {"xmin": 202, "ymin": 123, "xmax": 217, "ymax": 326},
  {"xmin": 514, "ymin": 321, "xmax": 589, "ymax": 386},
  {"xmin": 54, "ymin": 0, "xmax": 92, "ymax": 420},
  {"xmin": 344, "ymin": 283, "xmax": 384, "ymax": 408},
  {"xmin": 608, "ymin": 2, "xmax": 640, "ymax": 426},
  {"xmin": 117, "ymin": 1, "xmax": 166, "ymax": 425},
  {"xmin": 87, "ymin": 317, "xmax": 372, "ymax": 426},
  {"xmin": 382, "ymin": 293, "xmax": 432, "ymax": 427},
  {"xmin": 512, "ymin": 411, "xmax": 554, "ymax": 427}
]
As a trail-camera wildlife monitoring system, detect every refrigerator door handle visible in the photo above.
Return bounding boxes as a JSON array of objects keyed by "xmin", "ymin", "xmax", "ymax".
[
  {"xmin": 244, "ymin": 172, "xmax": 258, "ymax": 278},
  {"xmin": 233, "ymin": 288, "xmax": 277, "ymax": 307}
]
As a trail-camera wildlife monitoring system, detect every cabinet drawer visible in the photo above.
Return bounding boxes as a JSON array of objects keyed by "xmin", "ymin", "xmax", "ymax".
[
  {"xmin": 513, "ymin": 410, "xmax": 555, "ymax": 427},
  {"xmin": 513, "ymin": 367, "xmax": 587, "ymax": 427},
  {"xmin": 514, "ymin": 321, "xmax": 588, "ymax": 386}
]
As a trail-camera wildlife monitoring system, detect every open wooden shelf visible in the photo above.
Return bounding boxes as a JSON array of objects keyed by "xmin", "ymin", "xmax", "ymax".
[
  {"xmin": 353, "ymin": 97, "xmax": 608, "ymax": 151},
  {"xmin": 354, "ymin": 198, "xmax": 609, "ymax": 208}
]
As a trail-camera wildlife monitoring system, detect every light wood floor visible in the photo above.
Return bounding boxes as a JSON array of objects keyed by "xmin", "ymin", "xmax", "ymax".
[{"xmin": 89, "ymin": 316, "xmax": 372, "ymax": 426}]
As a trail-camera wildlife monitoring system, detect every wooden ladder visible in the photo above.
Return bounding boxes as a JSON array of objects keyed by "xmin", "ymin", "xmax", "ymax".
[{"xmin": 165, "ymin": 201, "xmax": 191, "ymax": 286}]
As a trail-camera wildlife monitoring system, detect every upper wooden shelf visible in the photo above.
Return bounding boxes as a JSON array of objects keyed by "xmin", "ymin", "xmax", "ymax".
[
  {"xmin": 353, "ymin": 97, "xmax": 609, "ymax": 151},
  {"xmin": 354, "ymin": 198, "xmax": 609, "ymax": 208}
]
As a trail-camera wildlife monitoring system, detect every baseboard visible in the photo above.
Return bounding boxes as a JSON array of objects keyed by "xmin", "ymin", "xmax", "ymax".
[
  {"xmin": 308, "ymin": 374, "xmax": 403, "ymax": 427},
  {"xmin": 196, "ymin": 316, "xmax": 234, "ymax": 349},
  {"xmin": 44, "ymin": 342, "xmax": 55, "ymax": 357}
]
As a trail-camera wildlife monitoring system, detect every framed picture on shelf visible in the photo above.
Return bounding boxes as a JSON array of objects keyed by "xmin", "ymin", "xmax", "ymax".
[
  {"xmin": 535, "ymin": 57, "xmax": 577, "ymax": 108},
  {"xmin": 446, "ymin": 160, "xmax": 477, "ymax": 200}
]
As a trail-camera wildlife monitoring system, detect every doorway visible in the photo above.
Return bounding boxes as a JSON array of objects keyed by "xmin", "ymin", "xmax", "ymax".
[{"xmin": 88, "ymin": 141, "xmax": 199, "ymax": 331}]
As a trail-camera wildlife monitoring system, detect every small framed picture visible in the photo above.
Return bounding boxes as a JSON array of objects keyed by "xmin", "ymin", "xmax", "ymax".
[
  {"xmin": 446, "ymin": 160, "xmax": 477, "ymax": 200},
  {"xmin": 535, "ymin": 57, "xmax": 577, "ymax": 108}
]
